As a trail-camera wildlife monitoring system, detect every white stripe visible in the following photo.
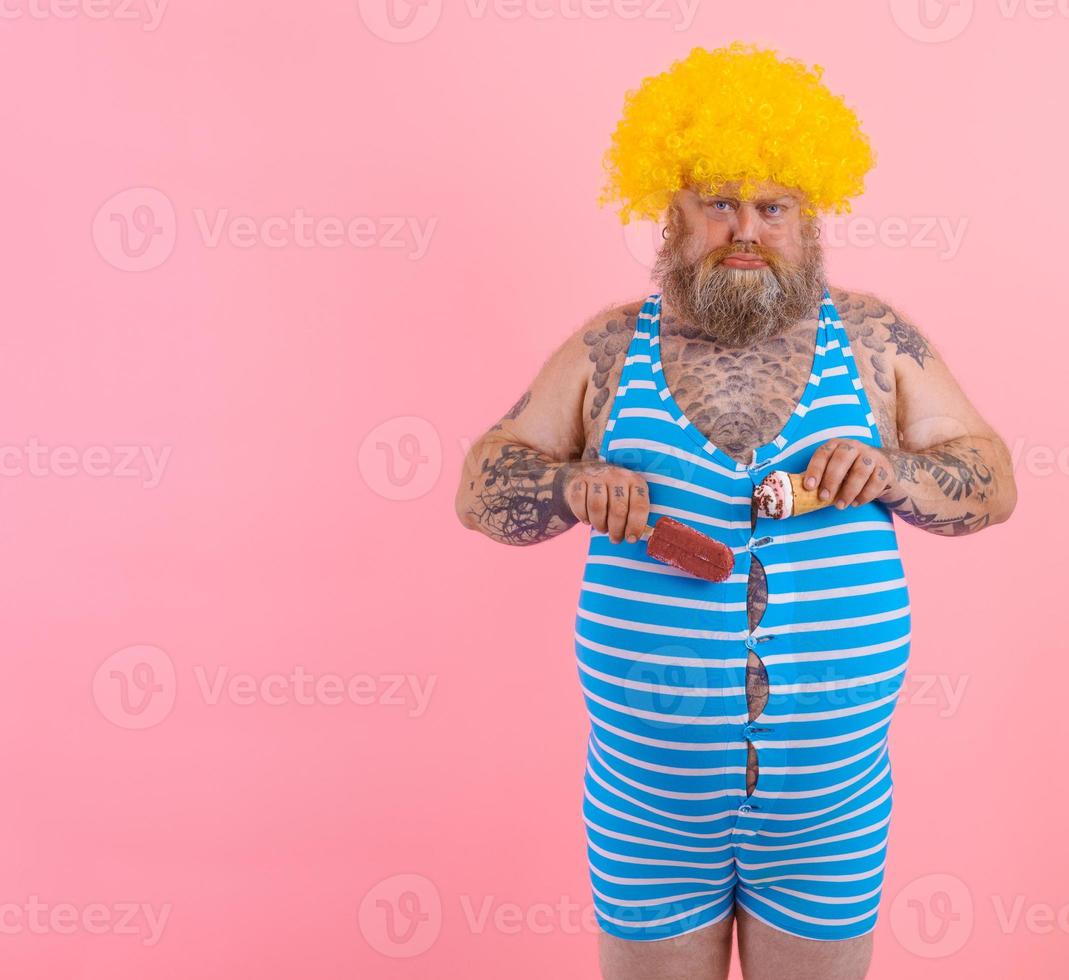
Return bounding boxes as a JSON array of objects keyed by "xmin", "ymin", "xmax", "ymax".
[
  {"xmin": 616, "ymin": 407, "xmax": 680, "ymax": 425},
  {"xmin": 759, "ymin": 603, "xmax": 910, "ymax": 635},
  {"xmin": 766, "ymin": 576, "xmax": 908, "ymax": 604},
  {"xmin": 643, "ymin": 470, "xmax": 751, "ymax": 506},
  {"xmin": 578, "ymin": 658, "xmax": 743, "ymax": 703},
  {"xmin": 808, "ymin": 394, "xmax": 861, "ymax": 411},
  {"xmin": 736, "ymin": 815, "xmax": 891, "ymax": 854},
  {"xmin": 581, "ymin": 579, "xmax": 746, "ymax": 613},
  {"xmin": 735, "ymin": 786, "xmax": 893, "ymax": 841},
  {"xmin": 584, "ymin": 553, "xmax": 749, "ymax": 585},
  {"xmin": 589, "ymin": 740, "xmax": 744, "ymax": 800},
  {"xmin": 745, "ymin": 715, "xmax": 894, "ymax": 755},
  {"xmin": 577, "ymin": 606, "xmax": 748, "ymax": 641},
  {"xmin": 763, "ymin": 424, "xmax": 874, "ymax": 468},
  {"xmin": 604, "ymin": 437, "xmax": 746, "ymax": 481},
  {"xmin": 584, "ymin": 787, "xmax": 734, "ymax": 841},
  {"xmin": 585, "ymin": 817, "xmax": 734, "ymax": 854},
  {"xmin": 617, "ymin": 379, "xmax": 658, "ymax": 395},
  {"xmin": 761, "ymin": 550, "xmax": 901, "ymax": 574},
  {"xmin": 581, "ymin": 682, "xmax": 744, "ymax": 729},
  {"xmin": 575, "ymin": 630, "xmax": 745, "ymax": 670},
  {"xmin": 760, "ymin": 633, "xmax": 910, "ymax": 668}
]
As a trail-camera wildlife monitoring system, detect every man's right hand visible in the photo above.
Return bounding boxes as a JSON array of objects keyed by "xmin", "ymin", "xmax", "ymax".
[{"xmin": 562, "ymin": 462, "xmax": 651, "ymax": 545}]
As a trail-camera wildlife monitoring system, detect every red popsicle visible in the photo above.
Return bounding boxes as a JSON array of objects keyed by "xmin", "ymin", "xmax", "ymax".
[{"xmin": 640, "ymin": 516, "xmax": 735, "ymax": 582}]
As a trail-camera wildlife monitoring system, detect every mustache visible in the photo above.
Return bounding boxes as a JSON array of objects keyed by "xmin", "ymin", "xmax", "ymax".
[{"xmin": 702, "ymin": 244, "xmax": 781, "ymax": 270}]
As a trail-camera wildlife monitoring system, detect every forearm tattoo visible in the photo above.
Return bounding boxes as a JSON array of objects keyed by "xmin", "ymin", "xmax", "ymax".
[
  {"xmin": 465, "ymin": 446, "xmax": 578, "ymax": 545},
  {"xmin": 882, "ymin": 440, "xmax": 998, "ymax": 536}
]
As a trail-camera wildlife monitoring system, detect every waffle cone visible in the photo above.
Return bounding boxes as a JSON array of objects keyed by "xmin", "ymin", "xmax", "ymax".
[{"xmin": 788, "ymin": 472, "xmax": 829, "ymax": 516}]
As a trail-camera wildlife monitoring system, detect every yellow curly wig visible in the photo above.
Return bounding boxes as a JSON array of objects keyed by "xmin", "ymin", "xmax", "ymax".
[{"xmin": 599, "ymin": 42, "xmax": 876, "ymax": 223}]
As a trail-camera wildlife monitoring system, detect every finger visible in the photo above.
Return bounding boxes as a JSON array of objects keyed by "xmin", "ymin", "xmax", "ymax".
[
  {"xmin": 567, "ymin": 474, "xmax": 590, "ymax": 525},
  {"xmin": 851, "ymin": 467, "xmax": 889, "ymax": 507},
  {"xmin": 587, "ymin": 477, "xmax": 609, "ymax": 532},
  {"xmin": 835, "ymin": 453, "xmax": 877, "ymax": 508},
  {"xmin": 624, "ymin": 480, "xmax": 651, "ymax": 543},
  {"xmin": 804, "ymin": 440, "xmax": 839, "ymax": 493},
  {"xmin": 818, "ymin": 443, "xmax": 860, "ymax": 503},
  {"xmin": 607, "ymin": 481, "xmax": 630, "ymax": 544}
]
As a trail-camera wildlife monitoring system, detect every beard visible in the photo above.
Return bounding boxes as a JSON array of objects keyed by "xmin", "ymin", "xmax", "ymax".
[{"xmin": 652, "ymin": 218, "xmax": 827, "ymax": 347}]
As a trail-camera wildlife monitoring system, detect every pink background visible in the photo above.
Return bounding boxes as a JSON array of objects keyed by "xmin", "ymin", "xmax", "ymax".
[{"xmin": 0, "ymin": 1, "xmax": 1064, "ymax": 977}]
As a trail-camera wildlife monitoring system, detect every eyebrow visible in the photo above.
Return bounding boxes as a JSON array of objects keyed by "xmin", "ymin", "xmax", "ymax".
[{"xmin": 702, "ymin": 194, "xmax": 796, "ymax": 207}]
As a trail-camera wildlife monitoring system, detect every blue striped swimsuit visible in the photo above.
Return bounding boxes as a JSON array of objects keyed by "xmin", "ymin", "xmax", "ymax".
[{"xmin": 574, "ymin": 288, "xmax": 910, "ymax": 942}]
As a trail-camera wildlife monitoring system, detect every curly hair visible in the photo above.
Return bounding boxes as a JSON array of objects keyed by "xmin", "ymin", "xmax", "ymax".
[{"xmin": 599, "ymin": 42, "xmax": 876, "ymax": 223}]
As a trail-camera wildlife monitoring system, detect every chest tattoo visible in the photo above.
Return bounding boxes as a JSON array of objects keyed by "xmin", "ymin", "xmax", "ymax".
[{"xmin": 658, "ymin": 314, "xmax": 819, "ymax": 465}]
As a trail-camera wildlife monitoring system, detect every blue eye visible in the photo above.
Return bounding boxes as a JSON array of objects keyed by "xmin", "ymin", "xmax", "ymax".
[{"xmin": 765, "ymin": 204, "xmax": 781, "ymax": 216}]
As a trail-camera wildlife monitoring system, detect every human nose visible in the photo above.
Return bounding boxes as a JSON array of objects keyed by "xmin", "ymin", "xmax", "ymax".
[{"xmin": 732, "ymin": 205, "xmax": 761, "ymax": 246}]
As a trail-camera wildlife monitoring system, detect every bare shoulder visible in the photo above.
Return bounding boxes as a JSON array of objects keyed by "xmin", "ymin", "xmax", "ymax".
[
  {"xmin": 830, "ymin": 286, "xmax": 939, "ymax": 371},
  {"xmin": 829, "ymin": 285, "xmax": 938, "ymax": 450},
  {"xmin": 574, "ymin": 297, "xmax": 648, "ymax": 460}
]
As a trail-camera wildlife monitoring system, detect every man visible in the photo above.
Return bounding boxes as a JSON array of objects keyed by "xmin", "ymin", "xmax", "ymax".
[{"xmin": 454, "ymin": 42, "xmax": 1016, "ymax": 980}]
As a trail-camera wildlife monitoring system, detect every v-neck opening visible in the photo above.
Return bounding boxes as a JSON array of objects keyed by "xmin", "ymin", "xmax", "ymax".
[{"xmin": 648, "ymin": 290, "xmax": 830, "ymax": 473}]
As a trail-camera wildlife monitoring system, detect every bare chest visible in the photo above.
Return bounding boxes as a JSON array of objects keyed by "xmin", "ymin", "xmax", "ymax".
[
  {"xmin": 581, "ymin": 303, "xmax": 899, "ymax": 463},
  {"xmin": 657, "ymin": 318, "xmax": 821, "ymax": 466}
]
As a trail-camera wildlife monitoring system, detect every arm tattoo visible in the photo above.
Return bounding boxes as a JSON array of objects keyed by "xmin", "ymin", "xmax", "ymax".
[
  {"xmin": 489, "ymin": 390, "xmax": 531, "ymax": 432},
  {"xmin": 582, "ymin": 305, "xmax": 640, "ymax": 439},
  {"xmin": 832, "ymin": 288, "xmax": 933, "ymax": 376},
  {"xmin": 465, "ymin": 445, "xmax": 578, "ymax": 545},
  {"xmin": 866, "ymin": 297, "xmax": 934, "ymax": 369},
  {"xmin": 882, "ymin": 441, "xmax": 998, "ymax": 536},
  {"xmin": 880, "ymin": 497, "xmax": 990, "ymax": 535}
]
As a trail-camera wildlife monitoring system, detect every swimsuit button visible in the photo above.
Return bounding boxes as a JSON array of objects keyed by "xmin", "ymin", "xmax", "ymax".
[
  {"xmin": 739, "ymin": 804, "xmax": 752, "ymax": 814},
  {"xmin": 744, "ymin": 636, "xmax": 757, "ymax": 650}
]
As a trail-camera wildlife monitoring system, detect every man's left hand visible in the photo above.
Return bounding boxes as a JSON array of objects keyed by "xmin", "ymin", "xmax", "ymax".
[{"xmin": 802, "ymin": 439, "xmax": 895, "ymax": 510}]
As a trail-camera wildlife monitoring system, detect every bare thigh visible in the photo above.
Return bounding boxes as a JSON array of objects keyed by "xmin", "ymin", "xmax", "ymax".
[
  {"xmin": 598, "ymin": 912, "xmax": 735, "ymax": 980},
  {"xmin": 735, "ymin": 905, "xmax": 873, "ymax": 980}
]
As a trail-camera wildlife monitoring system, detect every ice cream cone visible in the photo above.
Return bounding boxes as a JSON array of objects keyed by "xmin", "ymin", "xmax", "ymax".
[
  {"xmin": 787, "ymin": 472, "xmax": 828, "ymax": 516},
  {"xmin": 754, "ymin": 470, "xmax": 834, "ymax": 520}
]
